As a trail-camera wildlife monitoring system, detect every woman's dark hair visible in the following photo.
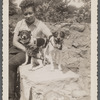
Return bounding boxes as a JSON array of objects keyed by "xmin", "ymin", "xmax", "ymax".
[{"xmin": 19, "ymin": 0, "xmax": 35, "ymax": 12}]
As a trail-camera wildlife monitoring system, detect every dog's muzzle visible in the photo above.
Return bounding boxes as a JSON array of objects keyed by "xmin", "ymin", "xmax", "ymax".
[
  {"xmin": 54, "ymin": 38, "xmax": 63, "ymax": 50},
  {"xmin": 56, "ymin": 44, "xmax": 62, "ymax": 50},
  {"xmin": 22, "ymin": 35, "xmax": 27, "ymax": 39}
]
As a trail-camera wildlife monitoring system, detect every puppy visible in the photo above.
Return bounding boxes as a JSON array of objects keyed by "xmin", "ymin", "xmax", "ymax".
[
  {"xmin": 29, "ymin": 36, "xmax": 50, "ymax": 67},
  {"xmin": 18, "ymin": 30, "xmax": 48, "ymax": 70},
  {"xmin": 47, "ymin": 28, "xmax": 70, "ymax": 71}
]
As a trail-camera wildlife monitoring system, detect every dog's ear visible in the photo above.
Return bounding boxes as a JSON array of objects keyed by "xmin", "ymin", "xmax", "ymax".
[
  {"xmin": 18, "ymin": 31, "xmax": 22, "ymax": 36},
  {"xmin": 60, "ymin": 31, "xmax": 65, "ymax": 38},
  {"xmin": 52, "ymin": 32, "xmax": 58, "ymax": 37},
  {"xmin": 28, "ymin": 31, "xmax": 31, "ymax": 34},
  {"xmin": 64, "ymin": 30, "xmax": 71, "ymax": 39},
  {"xmin": 28, "ymin": 31, "xmax": 32, "ymax": 36}
]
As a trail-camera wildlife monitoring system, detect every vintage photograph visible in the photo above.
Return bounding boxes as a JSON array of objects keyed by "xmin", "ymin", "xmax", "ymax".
[{"xmin": 3, "ymin": 0, "xmax": 97, "ymax": 100}]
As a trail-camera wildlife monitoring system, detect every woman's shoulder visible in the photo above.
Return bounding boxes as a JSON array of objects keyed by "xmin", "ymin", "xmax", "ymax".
[
  {"xmin": 39, "ymin": 20, "xmax": 45, "ymax": 25},
  {"xmin": 38, "ymin": 20, "xmax": 47, "ymax": 28},
  {"xmin": 16, "ymin": 19, "xmax": 25, "ymax": 26}
]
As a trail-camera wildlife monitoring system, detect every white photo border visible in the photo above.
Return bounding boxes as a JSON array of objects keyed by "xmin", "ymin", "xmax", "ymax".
[{"xmin": 2, "ymin": 0, "xmax": 98, "ymax": 100}]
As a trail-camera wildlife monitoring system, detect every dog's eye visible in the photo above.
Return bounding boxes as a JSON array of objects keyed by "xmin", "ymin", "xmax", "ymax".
[
  {"xmin": 18, "ymin": 31, "xmax": 23, "ymax": 36},
  {"xmin": 53, "ymin": 32, "xmax": 58, "ymax": 37},
  {"xmin": 60, "ymin": 32, "xmax": 65, "ymax": 38}
]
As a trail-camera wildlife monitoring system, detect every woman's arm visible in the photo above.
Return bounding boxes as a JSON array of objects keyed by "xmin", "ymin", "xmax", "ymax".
[
  {"xmin": 41, "ymin": 22, "xmax": 52, "ymax": 39},
  {"xmin": 13, "ymin": 32, "xmax": 26, "ymax": 52},
  {"xmin": 41, "ymin": 22, "xmax": 54, "ymax": 44},
  {"xmin": 13, "ymin": 21, "xmax": 26, "ymax": 52}
]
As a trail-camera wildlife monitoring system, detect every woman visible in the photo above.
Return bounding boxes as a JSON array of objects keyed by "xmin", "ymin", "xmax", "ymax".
[{"xmin": 9, "ymin": 0, "xmax": 53, "ymax": 100}]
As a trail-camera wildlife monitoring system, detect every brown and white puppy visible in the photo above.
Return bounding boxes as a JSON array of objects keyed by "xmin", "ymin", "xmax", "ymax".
[
  {"xmin": 46, "ymin": 28, "xmax": 70, "ymax": 71},
  {"xmin": 18, "ymin": 30, "xmax": 48, "ymax": 70}
]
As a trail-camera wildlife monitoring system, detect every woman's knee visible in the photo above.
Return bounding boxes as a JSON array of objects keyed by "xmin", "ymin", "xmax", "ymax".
[{"xmin": 9, "ymin": 52, "xmax": 25, "ymax": 71}]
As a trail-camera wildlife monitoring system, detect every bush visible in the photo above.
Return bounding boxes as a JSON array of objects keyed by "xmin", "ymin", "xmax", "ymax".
[
  {"xmin": 9, "ymin": 6, "xmax": 17, "ymax": 16},
  {"xmin": 35, "ymin": 0, "xmax": 91, "ymax": 23},
  {"xmin": 9, "ymin": 0, "xmax": 17, "ymax": 16},
  {"xmin": 35, "ymin": 1, "xmax": 69, "ymax": 22},
  {"xmin": 9, "ymin": 0, "xmax": 91, "ymax": 23}
]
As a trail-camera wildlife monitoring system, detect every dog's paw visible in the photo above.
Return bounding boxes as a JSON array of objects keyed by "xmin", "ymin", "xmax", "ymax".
[
  {"xmin": 21, "ymin": 63, "xmax": 27, "ymax": 66},
  {"xmin": 20, "ymin": 63, "xmax": 27, "ymax": 66},
  {"xmin": 29, "ymin": 68, "xmax": 36, "ymax": 71},
  {"xmin": 30, "ymin": 65, "xmax": 43, "ymax": 71},
  {"xmin": 50, "ymin": 67, "xmax": 55, "ymax": 71},
  {"xmin": 29, "ymin": 66, "xmax": 37, "ymax": 71},
  {"xmin": 58, "ymin": 66, "xmax": 62, "ymax": 71}
]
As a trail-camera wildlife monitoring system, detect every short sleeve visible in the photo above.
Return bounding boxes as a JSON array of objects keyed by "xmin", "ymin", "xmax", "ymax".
[
  {"xmin": 14, "ymin": 20, "xmax": 22, "ymax": 34},
  {"xmin": 41, "ymin": 22, "xmax": 52, "ymax": 38}
]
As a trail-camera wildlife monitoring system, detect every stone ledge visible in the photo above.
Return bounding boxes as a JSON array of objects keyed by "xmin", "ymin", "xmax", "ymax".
[
  {"xmin": 19, "ymin": 64, "xmax": 90, "ymax": 100},
  {"xmin": 19, "ymin": 64, "xmax": 79, "ymax": 83}
]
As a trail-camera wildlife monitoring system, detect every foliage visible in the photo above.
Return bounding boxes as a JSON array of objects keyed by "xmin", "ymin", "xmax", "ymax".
[
  {"xmin": 35, "ymin": 0, "xmax": 91, "ymax": 23},
  {"xmin": 9, "ymin": 0, "xmax": 91, "ymax": 23},
  {"xmin": 9, "ymin": 0, "xmax": 17, "ymax": 16},
  {"xmin": 35, "ymin": 0, "xmax": 68, "ymax": 22}
]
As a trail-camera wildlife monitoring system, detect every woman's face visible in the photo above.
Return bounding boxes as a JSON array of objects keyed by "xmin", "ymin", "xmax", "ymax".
[{"xmin": 23, "ymin": 7, "xmax": 35, "ymax": 24}]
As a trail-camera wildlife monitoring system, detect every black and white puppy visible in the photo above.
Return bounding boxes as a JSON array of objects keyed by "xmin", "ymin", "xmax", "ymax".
[{"xmin": 18, "ymin": 30, "xmax": 48, "ymax": 70}]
